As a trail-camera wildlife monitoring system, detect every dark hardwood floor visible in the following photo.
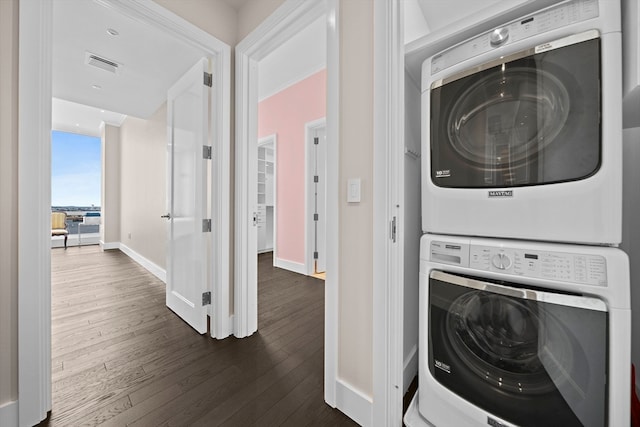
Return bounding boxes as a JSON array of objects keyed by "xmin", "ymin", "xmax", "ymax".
[{"xmin": 39, "ymin": 246, "xmax": 356, "ymax": 426}]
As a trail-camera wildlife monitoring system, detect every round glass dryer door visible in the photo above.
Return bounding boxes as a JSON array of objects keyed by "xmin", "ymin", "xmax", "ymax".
[
  {"xmin": 448, "ymin": 68, "xmax": 570, "ymax": 168},
  {"xmin": 430, "ymin": 36, "xmax": 601, "ymax": 188}
]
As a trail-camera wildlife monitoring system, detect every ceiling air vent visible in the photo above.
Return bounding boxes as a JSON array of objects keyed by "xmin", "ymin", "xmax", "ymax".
[{"xmin": 84, "ymin": 52, "xmax": 121, "ymax": 75}]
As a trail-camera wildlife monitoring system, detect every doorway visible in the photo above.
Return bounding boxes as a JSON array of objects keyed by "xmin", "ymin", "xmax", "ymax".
[
  {"xmin": 18, "ymin": 1, "xmax": 231, "ymax": 423},
  {"xmin": 234, "ymin": 0, "xmax": 340, "ymax": 407}
]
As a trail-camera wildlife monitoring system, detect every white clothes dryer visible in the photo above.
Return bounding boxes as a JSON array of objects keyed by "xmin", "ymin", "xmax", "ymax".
[
  {"xmin": 421, "ymin": 0, "xmax": 623, "ymax": 245},
  {"xmin": 404, "ymin": 234, "xmax": 631, "ymax": 427}
]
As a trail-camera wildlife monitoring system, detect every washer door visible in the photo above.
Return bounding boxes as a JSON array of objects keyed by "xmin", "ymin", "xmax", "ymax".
[
  {"xmin": 428, "ymin": 271, "xmax": 608, "ymax": 427},
  {"xmin": 430, "ymin": 34, "xmax": 601, "ymax": 188}
]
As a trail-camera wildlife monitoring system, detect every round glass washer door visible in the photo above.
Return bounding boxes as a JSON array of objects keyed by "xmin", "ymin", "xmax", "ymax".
[
  {"xmin": 447, "ymin": 67, "xmax": 570, "ymax": 167},
  {"xmin": 446, "ymin": 291, "xmax": 573, "ymax": 395}
]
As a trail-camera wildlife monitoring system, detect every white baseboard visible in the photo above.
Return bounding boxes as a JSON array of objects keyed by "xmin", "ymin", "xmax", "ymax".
[
  {"xmin": 100, "ymin": 241, "xmax": 120, "ymax": 251},
  {"xmin": 403, "ymin": 345, "xmax": 419, "ymax": 393},
  {"xmin": 336, "ymin": 379, "xmax": 372, "ymax": 427},
  {"xmin": 119, "ymin": 243, "xmax": 167, "ymax": 283},
  {"xmin": 0, "ymin": 400, "xmax": 18, "ymax": 427},
  {"xmin": 274, "ymin": 257, "xmax": 307, "ymax": 275}
]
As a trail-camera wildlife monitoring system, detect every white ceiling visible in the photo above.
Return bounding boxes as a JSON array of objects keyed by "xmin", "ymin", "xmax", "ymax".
[
  {"xmin": 52, "ymin": 0, "xmax": 208, "ymax": 134},
  {"xmin": 258, "ymin": 15, "xmax": 326, "ymax": 101}
]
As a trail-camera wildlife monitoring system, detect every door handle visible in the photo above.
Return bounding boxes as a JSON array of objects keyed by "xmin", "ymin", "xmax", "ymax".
[{"xmin": 161, "ymin": 213, "xmax": 171, "ymax": 219}]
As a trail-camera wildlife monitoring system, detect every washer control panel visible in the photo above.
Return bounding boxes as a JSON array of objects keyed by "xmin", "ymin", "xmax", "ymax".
[
  {"xmin": 430, "ymin": 240, "xmax": 607, "ymax": 287},
  {"xmin": 430, "ymin": 0, "xmax": 599, "ymax": 76}
]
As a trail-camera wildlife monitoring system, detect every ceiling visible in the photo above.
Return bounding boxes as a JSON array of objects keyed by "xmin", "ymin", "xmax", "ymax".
[
  {"xmin": 258, "ymin": 15, "xmax": 326, "ymax": 101},
  {"xmin": 52, "ymin": 0, "xmax": 208, "ymax": 135}
]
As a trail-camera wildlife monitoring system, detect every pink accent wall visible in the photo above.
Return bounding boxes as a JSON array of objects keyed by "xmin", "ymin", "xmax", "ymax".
[{"xmin": 258, "ymin": 69, "xmax": 326, "ymax": 264}]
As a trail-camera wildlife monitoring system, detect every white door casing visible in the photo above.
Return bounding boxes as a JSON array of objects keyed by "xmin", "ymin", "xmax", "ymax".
[{"xmin": 165, "ymin": 57, "xmax": 210, "ymax": 334}]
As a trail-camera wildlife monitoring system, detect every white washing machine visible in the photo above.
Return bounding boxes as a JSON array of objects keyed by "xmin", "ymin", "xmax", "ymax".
[
  {"xmin": 421, "ymin": 0, "xmax": 623, "ymax": 245},
  {"xmin": 404, "ymin": 234, "xmax": 631, "ymax": 427}
]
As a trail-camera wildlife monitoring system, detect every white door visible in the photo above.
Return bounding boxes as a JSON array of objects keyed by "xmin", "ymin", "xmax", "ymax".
[
  {"xmin": 165, "ymin": 58, "xmax": 210, "ymax": 334},
  {"xmin": 311, "ymin": 125, "xmax": 327, "ymax": 273}
]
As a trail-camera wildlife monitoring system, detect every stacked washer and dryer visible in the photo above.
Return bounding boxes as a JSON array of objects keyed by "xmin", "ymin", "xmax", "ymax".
[{"xmin": 405, "ymin": 0, "xmax": 632, "ymax": 426}]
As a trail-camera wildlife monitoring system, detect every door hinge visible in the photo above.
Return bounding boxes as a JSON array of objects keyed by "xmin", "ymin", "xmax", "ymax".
[
  {"xmin": 390, "ymin": 216, "xmax": 397, "ymax": 243},
  {"xmin": 314, "ymin": 251, "xmax": 319, "ymax": 260},
  {"xmin": 202, "ymin": 219, "xmax": 212, "ymax": 232},
  {"xmin": 314, "ymin": 175, "xmax": 319, "ymax": 183},
  {"xmin": 314, "ymin": 137, "xmax": 319, "ymax": 145},
  {"xmin": 202, "ymin": 291, "xmax": 211, "ymax": 306},
  {"xmin": 203, "ymin": 145, "xmax": 212, "ymax": 160},
  {"xmin": 314, "ymin": 213, "xmax": 319, "ymax": 221},
  {"xmin": 204, "ymin": 72, "xmax": 213, "ymax": 87}
]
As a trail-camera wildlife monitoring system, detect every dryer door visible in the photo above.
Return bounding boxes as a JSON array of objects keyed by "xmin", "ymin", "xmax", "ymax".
[
  {"xmin": 430, "ymin": 32, "xmax": 601, "ymax": 188},
  {"xmin": 428, "ymin": 270, "xmax": 608, "ymax": 427}
]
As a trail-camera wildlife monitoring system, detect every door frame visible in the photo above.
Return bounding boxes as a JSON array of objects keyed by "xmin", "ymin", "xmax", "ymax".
[
  {"xmin": 372, "ymin": 0, "xmax": 405, "ymax": 426},
  {"xmin": 18, "ymin": 1, "xmax": 231, "ymax": 424},
  {"xmin": 305, "ymin": 118, "xmax": 327, "ymax": 275},
  {"xmin": 234, "ymin": 0, "xmax": 340, "ymax": 406}
]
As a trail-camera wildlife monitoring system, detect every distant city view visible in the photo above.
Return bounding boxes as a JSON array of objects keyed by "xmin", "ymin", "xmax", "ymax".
[{"xmin": 51, "ymin": 130, "xmax": 102, "ymax": 237}]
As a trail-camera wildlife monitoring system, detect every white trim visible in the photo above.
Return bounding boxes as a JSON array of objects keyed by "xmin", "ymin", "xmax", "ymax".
[
  {"xmin": 403, "ymin": 344, "xmax": 419, "ymax": 393},
  {"xmin": 336, "ymin": 380, "xmax": 373, "ymax": 427},
  {"xmin": 324, "ymin": 0, "xmax": 340, "ymax": 408},
  {"xmin": 372, "ymin": 0, "xmax": 405, "ymax": 426},
  {"xmin": 119, "ymin": 243, "xmax": 167, "ymax": 283},
  {"xmin": 305, "ymin": 118, "xmax": 327, "ymax": 276},
  {"xmin": 18, "ymin": 1, "xmax": 52, "ymax": 425},
  {"xmin": 100, "ymin": 241, "xmax": 120, "ymax": 251},
  {"xmin": 0, "ymin": 401, "xmax": 18, "ymax": 427},
  {"xmin": 19, "ymin": 2, "xmax": 231, "ymax": 422},
  {"xmin": 273, "ymin": 258, "xmax": 307, "ymax": 275}
]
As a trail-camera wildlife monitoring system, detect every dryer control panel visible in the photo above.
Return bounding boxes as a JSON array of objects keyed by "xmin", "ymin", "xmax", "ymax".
[
  {"xmin": 430, "ymin": 0, "xmax": 599, "ymax": 76},
  {"xmin": 430, "ymin": 240, "xmax": 608, "ymax": 287}
]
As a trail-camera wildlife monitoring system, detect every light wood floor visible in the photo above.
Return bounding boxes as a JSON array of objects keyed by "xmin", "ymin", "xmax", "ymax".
[{"xmin": 39, "ymin": 246, "xmax": 356, "ymax": 426}]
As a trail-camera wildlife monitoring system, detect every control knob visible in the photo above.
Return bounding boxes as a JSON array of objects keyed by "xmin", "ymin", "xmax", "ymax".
[
  {"xmin": 490, "ymin": 27, "xmax": 509, "ymax": 46},
  {"xmin": 492, "ymin": 253, "xmax": 512, "ymax": 270}
]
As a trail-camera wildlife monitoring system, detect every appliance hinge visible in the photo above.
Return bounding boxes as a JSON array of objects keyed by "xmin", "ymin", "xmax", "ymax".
[
  {"xmin": 203, "ymin": 72, "xmax": 213, "ymax": 87},
  {"xmin": 390, "ymin": 216, "xmax": 397, "ymax": 243},
  {"xmin": 203, "ymin": 145, "xmax": 212, "ymax": 160},
  {"xmin": 202, "ymin": 219, "xmax": 212, "ymax": 232},
  {"xmin": 202, "ymin": 291, "xmax": 211, "ymax": 306},
  {"xmin": 314, "ymin": 137, "xmax": 319, "ymax": 145}
]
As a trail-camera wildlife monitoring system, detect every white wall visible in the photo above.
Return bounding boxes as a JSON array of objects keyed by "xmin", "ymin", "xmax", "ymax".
[
  {"xmin": 403, "ymin": 70, "xmax": 422, "ymax": 391},
  {"xmin": 119, "ymin": 105, "xmax": 168, "ymax": 269},
  {"xmin": 153, "ymin": 0, "xmax": 237, "ymax": 46},
  {"xmin": 0, "ymin": 0, "xmax": 18, "ymax": 408},
  {"xmin": 101, "ymin": 124, "xmax": 121, "ymax": 247},
  {"xmin": 338, "ymin": 0, "xmax": 375, "ymax": 396},
  {"xmin": 622, "ymin": 127, "xmax": 640, "ymax": 378}
]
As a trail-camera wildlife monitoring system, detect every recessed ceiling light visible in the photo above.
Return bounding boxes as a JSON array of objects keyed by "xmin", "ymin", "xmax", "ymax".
[
  {"xmin": 75, "ymin": 123, "xmax": 80, "ymax": 127},
  {"xmin": 106, "ymin": 28, "xmax": 119, "ymax": 36},
  {"xmin": 100, "ymin": 110, "xmax": 105, "ymax": 113},
  {"xmin": 92, "ymin": 84, "xmax": 102, "ymax": 90}
]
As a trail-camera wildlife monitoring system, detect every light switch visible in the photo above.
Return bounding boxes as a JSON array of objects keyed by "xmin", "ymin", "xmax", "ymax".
[{"xmin": 347, "ymin": 178, "xmax": 361, "ymax": 203}]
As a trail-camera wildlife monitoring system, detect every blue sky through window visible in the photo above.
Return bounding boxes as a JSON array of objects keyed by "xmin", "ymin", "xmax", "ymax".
[{"xmin": 51, "ymin": 130, "xmax": 101, "ymax": 207}]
